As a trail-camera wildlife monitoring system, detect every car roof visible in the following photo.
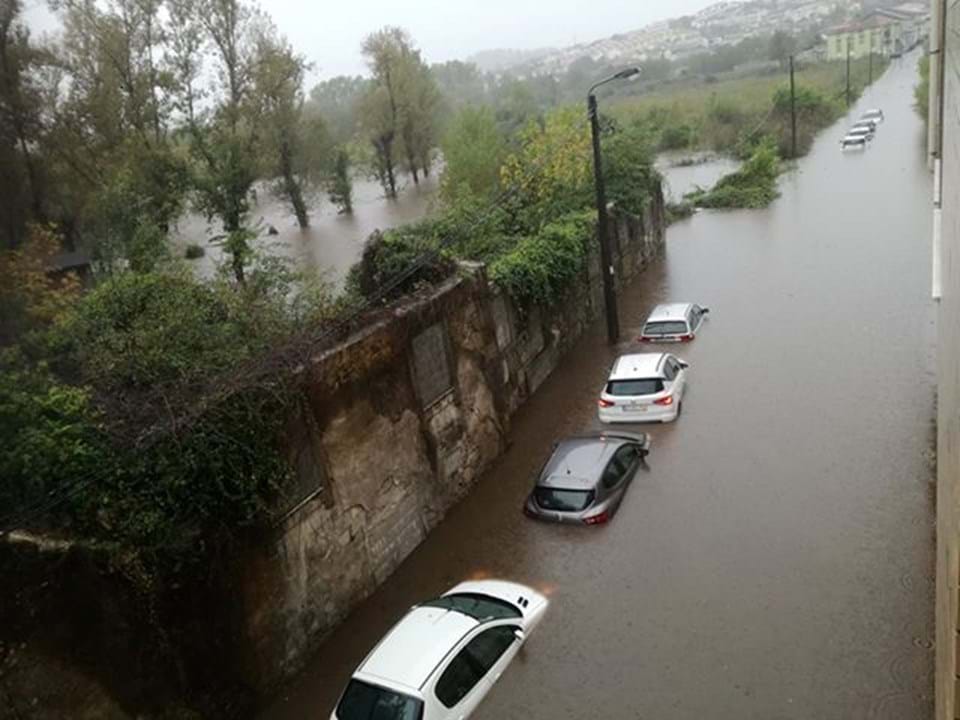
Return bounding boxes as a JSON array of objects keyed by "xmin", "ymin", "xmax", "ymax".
[
  {"xmin": 863, "ymin": 108, "xmax": 882, "ymax": 115},
  {"xmin": 538, "ymin": 436, "xmax": 623, "ymax": 488},
  {"xmin": 609, "ymin": 353, "xmax": 667, "ymax": 381},
  {"xmin": 357, "ymin": 606, "xmax": 478, "ymax": 691},
  {"xmin": 645, "ymin": 303, "xmax": 693, "ymax": 322}
]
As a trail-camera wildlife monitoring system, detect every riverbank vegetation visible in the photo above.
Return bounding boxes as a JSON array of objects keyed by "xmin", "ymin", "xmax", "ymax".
[{"xmin": 612, "ymin": 55, "xmax": 887, "ymax": 158}]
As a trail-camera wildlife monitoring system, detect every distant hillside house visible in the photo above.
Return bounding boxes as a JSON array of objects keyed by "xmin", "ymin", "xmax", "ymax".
[{"xmin": 824, "ymin": 4, "xmax": 930, "ymax": 61}]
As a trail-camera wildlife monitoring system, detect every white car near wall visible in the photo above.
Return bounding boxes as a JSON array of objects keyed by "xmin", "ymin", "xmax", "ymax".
[
  {"xmin": 331, "ymin": 580, "xmax": 548, "ymax": 720},
  {"xmin": 598, "ymin": 353, "xmax": 689, "ymax": 424}
]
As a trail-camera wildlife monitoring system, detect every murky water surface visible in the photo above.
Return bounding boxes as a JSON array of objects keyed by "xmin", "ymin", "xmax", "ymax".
[
  {"xmin": 656, "ymin": 152, "xmax": 742, "ymax": 201},
  {"xmin": 173, "ymin": 174, "xmax": 438, "ymax": 287},
  {"xmin": 262, "ymin": 54, "xmax": 935, "ymax": 720}
]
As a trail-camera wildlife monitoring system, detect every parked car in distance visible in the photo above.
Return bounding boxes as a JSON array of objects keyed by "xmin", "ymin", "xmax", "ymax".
[
  {"xmin": 852, "ymin": 119, "xmax": 878, "ymax": 133},
  {"xmin": 850, "ymin": 121, "xmax": 876, "ymax": 138},
  {"xmin": 524, "ymin": 432, "xmax": 650, "ymax": 525},
  {"xmin": 638, "ymin": 302, "xmax": 709, "ymax": 343},
  {"xmin": 331, "ymin": 580, "xmax": 548, "ymax": 720},
  {"xmin": 841, "ymin": 134, "xmax": 868, "ymax": 150},
  {"xmin": 598, "ymin": 352, "xmax": 689, "ymax": 424},
  {"xmin": 862, "ymin": 108, "xmax": 884, "ymax": 123},
  {"xmin": 845, "ymin": 127, "xmax": 873, "ymax": 143}
]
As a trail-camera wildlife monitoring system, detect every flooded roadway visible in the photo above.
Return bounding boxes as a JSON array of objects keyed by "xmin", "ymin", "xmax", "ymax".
[{"xmin": 262, "ymin": 54, "xmax": 935, "ymax": 720}]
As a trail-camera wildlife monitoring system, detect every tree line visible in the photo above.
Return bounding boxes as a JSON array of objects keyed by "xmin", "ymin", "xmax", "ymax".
[{"xmin": 0, "ymin": 0, "xmax": 446, "ymax": 285}]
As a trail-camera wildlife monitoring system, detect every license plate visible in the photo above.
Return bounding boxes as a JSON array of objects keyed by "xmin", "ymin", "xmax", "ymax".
[{"xmin": 624, "ymin": 403, "xmax": 646, "ymax": 412}]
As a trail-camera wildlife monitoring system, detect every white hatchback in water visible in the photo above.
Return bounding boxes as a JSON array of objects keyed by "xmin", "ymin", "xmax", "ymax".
[
  {"xmin": 330, "ymin": 580, "xmax": 548, "ymax": 720},
  {"xmin": 598, "ymin": 352, "xmax": 689, "ymax": 424}
]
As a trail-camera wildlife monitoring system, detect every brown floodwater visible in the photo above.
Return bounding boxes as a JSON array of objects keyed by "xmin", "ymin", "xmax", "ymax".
[
  {"xmin": 173, "ymin": 173, "xmax": 439, "ymax": 288},
  {"xmin": 261, "ymin": 52, "xmax": 935, "ymax": 720}
]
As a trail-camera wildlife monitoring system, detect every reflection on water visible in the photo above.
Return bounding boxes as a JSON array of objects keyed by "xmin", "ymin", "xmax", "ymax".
[
  {"xmin": 173, "ymin": 172, "xmax": 438, "ymax": 288},
  {"xmin": 656, "ymin": 152, "xmax": 741, "ymax": 202}
]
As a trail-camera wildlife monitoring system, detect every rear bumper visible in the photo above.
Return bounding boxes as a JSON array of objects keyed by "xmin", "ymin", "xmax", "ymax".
[
  {"xmin": 599, "ymin": 405, "xmax": 677, "ymax": 424},
  {"xmin": 524, "ymin": 498, "xmax": 587, "ymax": 524}
]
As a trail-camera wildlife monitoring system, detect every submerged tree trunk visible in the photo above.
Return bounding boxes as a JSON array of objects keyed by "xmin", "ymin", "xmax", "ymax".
[
  {"xmin": 373, "ymin": 135, "xmax": 397, "ymax": 199},
  {"xmin": 279, "ymin": 140, "xmax": 308, "ymax": 228}
]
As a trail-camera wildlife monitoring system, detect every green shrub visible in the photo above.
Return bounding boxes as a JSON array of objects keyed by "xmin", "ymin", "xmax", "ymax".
[
  {"xmin": 687, "ymin": 141, "xmax": 781, "ymax": 209},
  {"xmin": 488, "ymin": 211, "xmax": 593, "ymax": 307},
  {"xmin": 184, "ymin": 244, "xmax": 205, "ymax": 259}
]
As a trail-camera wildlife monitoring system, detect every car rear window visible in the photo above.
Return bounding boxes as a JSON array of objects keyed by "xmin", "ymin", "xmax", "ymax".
[
  {"xmin": 606, "ymin": 379, "xmax": 664, "ymax": 396},
  {"xmin": 422, "ymin": 593, "xmax": 521, "ymax": 620},
  {"xmin": 336, "ymin": 679, "xmax": 423, "ymax": 720},
  {"xmin": 643, "ymin": 321, "xmax": 688, "ymax": 336},
  {"xmin": 534, "ymin": 488, "xmax": 594, "ymax": 512}
]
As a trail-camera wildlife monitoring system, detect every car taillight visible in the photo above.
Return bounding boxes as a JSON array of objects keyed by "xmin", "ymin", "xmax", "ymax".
[
  {"xmin": 583, "ymin": 511, "xmax": 609, "ymax": 525},
  {"xmin": 654, "ymin": 395, "xmax": 674, "ymax": 406},
  {"xmin": 638, "ymin": 336, "xmax": 652, "ymax": 343},
  {"xmin": 598, "ymin": 398, "xmax": 615, "ymax": 408},
  {"xmin": 678, "ymin": 334, "xmax": 693, "ymax": 342}
]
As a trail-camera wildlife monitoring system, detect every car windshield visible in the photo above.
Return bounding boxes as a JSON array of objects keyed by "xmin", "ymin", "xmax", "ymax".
[
  {"xmin": 422, "ymin": 593, "xmax": 522, "ymax": 620},
  {"xmin": 643, "ymin": 321, "xmax": 688, "ymax": 336},
  {"xmin": 534, "ymin": 488, "xmax": 595, "ymax": 512},
  {"xmin": 606, "ymin": 379, "xmax": 664, "ymax": 396},
  {"xmin": 336, "ymin": 680, "xmax": 423, "ymax": 720}
]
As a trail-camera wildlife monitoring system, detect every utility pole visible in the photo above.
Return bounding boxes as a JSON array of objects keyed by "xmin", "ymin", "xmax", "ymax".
[
  {"xmin": 868, "ymin": 50, "xmax": 873, "ymax": 84},
  {"xmin": 789, "ymin": 55, "xmax": 797, "ymax": 158},
  {"xmin": 846, "ymin": 44, "xmax": 852, "ymax": 107},
  {"xmin": 588, "ymin": 91, "xmax": 620, "ymax": 345},
  {"xmin": 586, "ymin": 67, "xmax": 639, "ymax": 345}
]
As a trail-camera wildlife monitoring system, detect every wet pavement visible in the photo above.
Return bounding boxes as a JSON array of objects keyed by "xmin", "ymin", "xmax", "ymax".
[{"xmin": 262, "ymin": 53, "xmax": 935, "ymax": 720}]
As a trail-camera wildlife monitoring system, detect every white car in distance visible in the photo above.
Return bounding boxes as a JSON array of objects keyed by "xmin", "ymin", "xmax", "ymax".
[
  {"xmin": 331, "ymin": 580, "xmax": 548, "ymax": 720},
  {"xmin": 598, "ymin": 353, "xmax": 689, "ymax": 424},
  {"xmin": 638, "ymin": 302, "xmax": 709, "ymax": 343}
]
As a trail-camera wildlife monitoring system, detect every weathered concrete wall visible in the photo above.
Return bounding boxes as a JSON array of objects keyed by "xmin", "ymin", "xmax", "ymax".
[
  {"xmin": 937, "ymin": 2, "xmax": 960, "ymax": 717},
  {"xmin": 0, "ymin": 192, "xmax": 665, "ymax": 719},
  {"xmin": 237, "ymin": 194, "xmax": 666, "ymax": 694}
]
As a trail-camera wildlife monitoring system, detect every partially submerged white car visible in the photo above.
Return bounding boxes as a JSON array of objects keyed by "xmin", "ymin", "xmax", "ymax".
[
  {"xmin": 331, "ymin": 580, "xmax": 548, "ymax": 720},
  {"xmin": 598, "ymin": 352, "xmax": 689, "ymax": 424}
]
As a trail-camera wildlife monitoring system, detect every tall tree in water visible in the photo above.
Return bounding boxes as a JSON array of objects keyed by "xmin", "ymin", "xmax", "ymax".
[
  {"xmin": 0, "ymin": 0, "xmax": 48, "ymax": 248},
  {"xmin": 169, "ymin": 0, "xmax": 265, "ymax": 283},
  {"xmin": 360, "ymin": 27, "xmax": 409, "ymax": 198},
  {"xmin": 253, "ymin": 32, "xmax": 311, "ymax": 228},
  {"xmin": 398, "ymin": 50, "xmax": 441, "ymax": 183}
]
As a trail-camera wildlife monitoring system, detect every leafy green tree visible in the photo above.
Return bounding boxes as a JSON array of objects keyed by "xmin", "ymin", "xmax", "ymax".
[
  {"xmin": 360, "ymin": 27, "xmax": 408, "ymax": 198},
  {"xmin": 307, "ymin": 75, "xmax": 369, "ymax": 143},
  {"xmin": 253, "ymin": 33, "xmax": 312, "ymax": 228},
  {"xmin": 500, "ymin": 107, "xmax": 593, "ymax": 231},
  {"xmin": 170, "ymin": 0, "xmax": 272, "ymax": 283},
  {"xmin": 769, "ymin": 30, "xmax": 796, "ymax": 70},
  {"xmin": 397, "ymin": 51, "xmax": 442, "ymax": 183},
  {"xmin": 328, "ymin": 147, "xmax": 354, "ymax": 213},
  {"xmin": 0, "ymin": 0, "xmax": 49, "ymax": 248},
  {"xmin": 440, "ymin": 106, "xmax": 505, "ymax": 202}
]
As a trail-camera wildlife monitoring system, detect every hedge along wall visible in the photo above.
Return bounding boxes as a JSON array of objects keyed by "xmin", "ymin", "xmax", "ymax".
[{"xmin": 0, "ymin": 185, "xmax": 665, "ymax": 718}]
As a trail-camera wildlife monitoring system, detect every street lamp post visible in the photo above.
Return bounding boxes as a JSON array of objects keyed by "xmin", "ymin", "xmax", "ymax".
[{"xmin": 588, "ymin": 67, "xmax": 639, "ymax": 345}]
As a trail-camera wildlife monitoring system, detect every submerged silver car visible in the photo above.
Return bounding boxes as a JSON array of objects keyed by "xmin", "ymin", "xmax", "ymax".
[{"xmin": 524, "ymin": 432, "xmax": 650, "ymax": 525}]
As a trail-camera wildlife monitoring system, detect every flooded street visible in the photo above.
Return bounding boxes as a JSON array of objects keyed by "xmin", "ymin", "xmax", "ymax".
[
  {"xmin": 262, "ymin": 53, "xmax": 934, "ymax": 720},
  {"xmin": 173, "ymin": 174, "xmax": 437, "ymax": 287}
]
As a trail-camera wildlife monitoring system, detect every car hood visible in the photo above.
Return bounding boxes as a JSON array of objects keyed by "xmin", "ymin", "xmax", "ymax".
[{"xmin": 444, "ymin": 579, "xmax": 549, "ymax": 633}]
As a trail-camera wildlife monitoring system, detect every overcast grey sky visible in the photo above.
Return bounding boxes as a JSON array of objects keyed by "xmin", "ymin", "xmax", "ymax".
[{"xmin": 24, "ymin": 0, "xmax": 719, "ymax": 80}]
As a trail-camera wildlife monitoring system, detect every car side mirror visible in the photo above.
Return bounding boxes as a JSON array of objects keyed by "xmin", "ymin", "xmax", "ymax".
[
  {"xmin": 701, "ymin": 307, "xmax": 710, "ymax": 314},
  {"xmin": 513, "ymin": 629, "xmax": 526, "ymax": 643},
  {"xmin": 678, "ymin": 361, "xmax": 689, "ymax": 369}
]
